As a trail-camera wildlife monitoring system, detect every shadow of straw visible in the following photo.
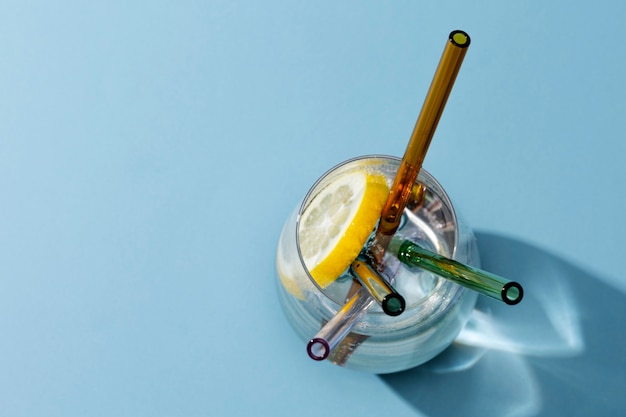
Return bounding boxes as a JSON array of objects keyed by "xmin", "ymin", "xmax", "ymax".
[{"xmin": 380, "ymin": 231, "xmax": 626, "ymax": 417}]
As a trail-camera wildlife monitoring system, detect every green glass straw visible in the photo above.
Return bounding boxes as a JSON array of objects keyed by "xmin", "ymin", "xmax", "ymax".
[
  {"xmin": 351, "ymin": 257, "xmax": 406, "ymax": 316},
  {"xmin": 389, "ymin": 237, "xmax": 524, "ymax": 305},
  {"xmin": 349, "ymin": 258, "xmax": 405, "ymax": 316}
]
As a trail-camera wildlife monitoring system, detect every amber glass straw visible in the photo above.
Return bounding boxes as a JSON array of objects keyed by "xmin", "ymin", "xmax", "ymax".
[
  {"xmin": 350, "ymin": 30, "xmax": 470, "ymax": 314},
  {"xmin": 371, "ymin": 29, "xmax": 470, "ymax": 259},
  {"xmin": 308, "ymin": 30, "xmax": 471, "ymax": 361}
]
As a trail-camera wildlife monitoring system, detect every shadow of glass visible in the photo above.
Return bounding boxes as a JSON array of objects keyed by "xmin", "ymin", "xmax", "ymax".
[{"xmin": 380, "ymin": 231, "xmax": 626, "ymax": 416}]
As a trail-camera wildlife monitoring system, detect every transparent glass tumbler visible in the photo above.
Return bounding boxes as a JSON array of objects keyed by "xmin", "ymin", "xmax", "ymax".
[{"xmin": 276, "ymin": 155, "xmax": 479, "ymax": 374}]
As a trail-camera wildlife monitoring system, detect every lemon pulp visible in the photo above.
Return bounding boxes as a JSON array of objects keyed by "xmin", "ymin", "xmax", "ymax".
[{"xmin": 299, "ymin": 169, "xmax": 389, "ymax": 288}]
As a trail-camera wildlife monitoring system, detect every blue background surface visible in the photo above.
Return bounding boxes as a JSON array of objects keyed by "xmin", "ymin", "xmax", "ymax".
[{"xmin": 1, "ymin": 1, "xmax": 625, "ymax": 416}]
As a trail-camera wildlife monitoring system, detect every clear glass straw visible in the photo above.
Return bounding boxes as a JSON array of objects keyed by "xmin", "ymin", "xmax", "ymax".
[
  {"xmin": 307, "ymin": 286, "xmax": 374, "ymax": 361},
  {"xmin": 389, "ymin": 237, "xmax": 524, "ymax": 305},
  {"xmin": 308, "ymin": 30, "xmax": 471, "ymax": 361}
]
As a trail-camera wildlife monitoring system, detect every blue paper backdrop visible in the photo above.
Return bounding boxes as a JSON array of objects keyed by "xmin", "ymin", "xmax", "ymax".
[{"xmin": 1, "ymin": 1, "xmax": 625, "ymax": 416}]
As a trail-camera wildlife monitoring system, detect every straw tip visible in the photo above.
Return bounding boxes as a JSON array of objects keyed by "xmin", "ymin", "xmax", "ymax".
[
  {"xmin": 449, "ymin": 30, "xmax": 470, "ymax": 48},
  {"xmin": 501, "ymin": 281, "xmax": 524, "ymax": 305},
  {"xmin": 307, "ymin": 338, "xmax": 330, "ymax": 361},
  {"xmin": 382, "ymin": 293, "xmax": 406, "ymax": 316}
]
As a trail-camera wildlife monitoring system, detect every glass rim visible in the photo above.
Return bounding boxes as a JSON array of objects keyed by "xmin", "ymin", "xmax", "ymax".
[{"xmin": 294, "ymin": 154, "xmax": 466, "ymax": 316}]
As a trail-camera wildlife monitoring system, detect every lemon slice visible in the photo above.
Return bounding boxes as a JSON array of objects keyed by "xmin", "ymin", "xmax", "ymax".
[{"xmin": 299, "ymin": 169, "xmax": 389, "ymax": 288}]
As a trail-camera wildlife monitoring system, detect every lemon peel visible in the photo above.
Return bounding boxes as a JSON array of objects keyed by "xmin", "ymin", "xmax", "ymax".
[{"xmin": 299, "ymin": 169, "xmax": 389, "ymax": 288}]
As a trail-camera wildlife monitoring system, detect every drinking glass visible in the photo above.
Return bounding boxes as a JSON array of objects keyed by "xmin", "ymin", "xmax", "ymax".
[{"xmin": 276, "ymin": 155, "xmax": 479, "ymax": 374}]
